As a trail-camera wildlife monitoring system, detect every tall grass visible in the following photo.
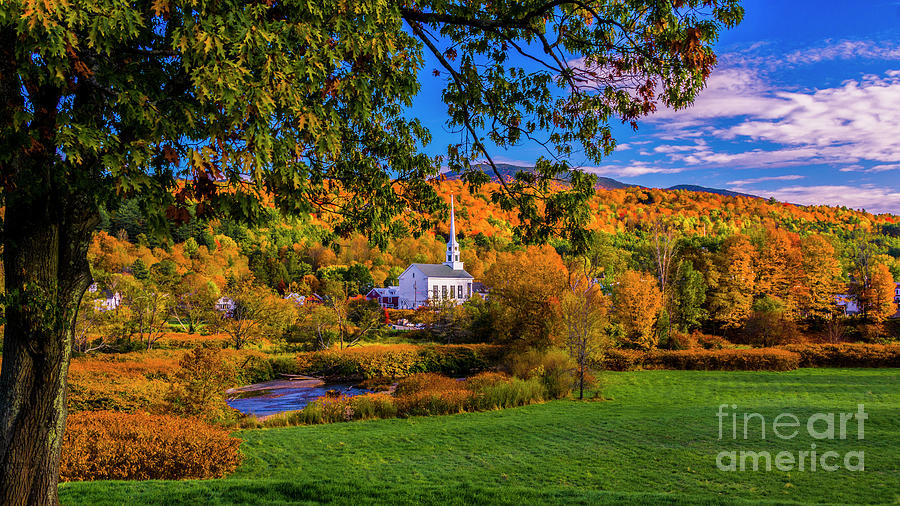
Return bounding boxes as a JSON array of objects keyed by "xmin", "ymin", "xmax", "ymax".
[{"xmin": 250, "ymin": 372, "xmax": 548, "ymax": 429}]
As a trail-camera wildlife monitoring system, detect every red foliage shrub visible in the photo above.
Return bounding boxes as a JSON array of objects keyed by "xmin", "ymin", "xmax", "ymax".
[
  {"xmin": 781, "ymin": 343, "xmax": 900, "ymax": 368},
  {"xmin": 60, "ymin": 411, "xmax": 243, "ymax": 481},
  {"xmin": 394, "ymin": 373, "xmax": 463, "ymax": 396},
  {"xmin": 602, "ymin": 348, "xmax": 800, "ymax": 371},
  {"xmin": 695, "ymin": 332, "xmax": 730, "ymax": 350}
]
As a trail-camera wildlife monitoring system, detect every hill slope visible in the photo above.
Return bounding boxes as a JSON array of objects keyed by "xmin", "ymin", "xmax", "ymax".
[{"xmin": 444, "ymin": 164, "xmax": 754, "ymax": 197}]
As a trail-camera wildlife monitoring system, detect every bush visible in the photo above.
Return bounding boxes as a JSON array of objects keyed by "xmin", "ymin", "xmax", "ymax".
[
  {"xmin": 466, "ymin": 374, "xmax": 545, "ymax": 410},
  {"xmin": 394, "ymin": 373, "xmax": 462, "ymax": 396},
  {"xmin": 602, "ymin": 348, "xmax": 800, "ymax": 371},
  {"xmin": 295, "ymin": 344, "xmax": 502, "ymax": 379},
  {"xmin": 60, "ymin": 411, "xmax": 242, "ymax": 481},
  {"xmin": 255, "ymin": 372, "xmax": 546, "ymax": 428},
  {"xmin": 695, "ymin": 332, "xmax": 729, "ymax": 350},
  {"xmin": 781, "ymin": 343, "xmax": 900, "ymax": 368},
  {"xmin": 666, "ymin": 331, "xmax": 697, "ymax": 350},
  {"xmin": 507, "ymin": 349, "xmax": 575, "ymax": 399},
  {"xmin": 166, "ymin": 347, "xmax": 239, "ymax": 424}
]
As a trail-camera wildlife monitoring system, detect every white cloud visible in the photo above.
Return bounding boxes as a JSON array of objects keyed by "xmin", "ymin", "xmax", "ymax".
[
  {"xmin": 649, "ymin": 69, "xmax": 900, "ymax": 169},
  {"xmin": 752, "ymin": 185, "xmax": 900, "ymax": 214},
  {"xmin": 726, "ymin": 174, "xmax": 804, "ymax": 186},
  {"xmin": 840, "ymin": 163, "xmax": 900, "ymax": 173},
  {"xmin": 784, "ymin": 40, "xmax": 900, "ymax": 65},
  {"xmin": 579, "ymin": 164, "xmax": 684, "ymax": 178}
]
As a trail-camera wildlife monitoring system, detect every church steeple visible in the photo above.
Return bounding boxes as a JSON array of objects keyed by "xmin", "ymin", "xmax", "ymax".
[{"xmin": 444, "ymin": 195, "xmax": 464, "ymax": 270}]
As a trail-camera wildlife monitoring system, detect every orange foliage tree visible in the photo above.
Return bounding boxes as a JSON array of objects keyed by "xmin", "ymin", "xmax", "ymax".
[
  {"xmin": 612, "ymin": 270, "xmax": 663, "ymax": 350},
  {"xmin": 484, "ymin": 245, "xmax": 567, "ymax": 350}
]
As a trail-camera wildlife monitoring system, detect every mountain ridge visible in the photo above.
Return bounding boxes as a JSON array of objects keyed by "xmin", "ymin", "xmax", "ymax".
[{"xmin": 442, "ymin": 163, "xmax": 760, "ymax": 199}]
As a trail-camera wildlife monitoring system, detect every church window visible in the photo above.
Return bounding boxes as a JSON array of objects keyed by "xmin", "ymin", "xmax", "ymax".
[
  {"xmin": 457, "ymin": 285, "xmax": 463, "ymax": 298},
  {"xmin": 442, "ymin": 285, "xmax": 447, "ymax": 299},
  {"xmin": 433, "ymin": 286, "xmax": 438, "ymax": 299}
]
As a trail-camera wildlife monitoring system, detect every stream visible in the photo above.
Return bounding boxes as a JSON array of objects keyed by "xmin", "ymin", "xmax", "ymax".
[{"xmin": 226, "ymin": 378, "xmax": 371, "ymax": 417}]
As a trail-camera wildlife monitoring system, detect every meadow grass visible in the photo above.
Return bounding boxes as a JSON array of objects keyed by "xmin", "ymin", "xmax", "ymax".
[{"xmin": 60, "ymin": 368, "xmax": 899, "ymax": 504}]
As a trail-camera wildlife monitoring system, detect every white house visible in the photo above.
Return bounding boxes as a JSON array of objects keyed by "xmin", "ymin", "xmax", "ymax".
[
  {"xmin": 284, "ymin": 292, "xmax": 306, "ymax": 306},
  {"xmin": 835, "ymin": 294, "xmax": 860, "ymax": 315},
  {"xmin": 215, "ymin": 296, "xmax": 236, "ymax": 316},
  {"xmin": 94, "ymin": 289, "xmax": 123, "ymax": 312},
  {"xmin": 397, "ymin": 195, "xmax": 474, "ymax": 309}
]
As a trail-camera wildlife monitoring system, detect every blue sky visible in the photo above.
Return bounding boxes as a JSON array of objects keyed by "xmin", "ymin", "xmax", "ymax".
[{"xmin": 411, "ymin": 0, "xmax": 900, "ymax": 214}]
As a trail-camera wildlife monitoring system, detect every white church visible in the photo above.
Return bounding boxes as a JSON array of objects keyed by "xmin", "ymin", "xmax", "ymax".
[{"xmin": 368, "ymin": 196, "xmax": 474, "ymax": 309}]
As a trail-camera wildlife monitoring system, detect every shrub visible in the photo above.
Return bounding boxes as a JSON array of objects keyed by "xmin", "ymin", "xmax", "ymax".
[
  {"xmin": 781, "ymin": 343, "xmax": 900, "ymax": 368},
  {"xmin": 743, "ymin": 297, "xmax": 801, "ymax": 347},
  {"xmin": 467, "ymin": 375, "xmax": 545, "ymax": 410},
  {"xmin": 695, "ymin": 332, "xmax": 729, "ymax": 350},
  {"xmin": 270, "ymin": 354, "xmax": 304, "ymax": 376},
  {"xmin": 602, "ymin": 349, "xmax": 646, "ymax": 372},
  {"xmin": 395, "ymin": 388, "xmax": 472, "ymax": 417},
  {"xmin": 666, "ymin": 331, "xmax": 697, "ymax": 350},
  {"xmin": 602, "ymin": 348, "xmax": 800, "ymax": 371},
  {"xmin": 66, "ymin": 350, "xmax": 182, "ymax": 413},
  {"xmin": 60, "ymin": 411, "xmax": 242, "ymax": 481},
  {"xmin": 255, "ymin": 372, "xmax": 546, "ymax": 428},
  {"xmin": 507, "ymin": 348, "xmax": 575, "ymax": 399},
  {"xmin": 166, "ymin": 347, "xmax": 239, "ymax": 424},
  {"xmin": 295, "ymin": 344, "xmax": 502, "ymax": 379},
  {"xmin": 395, "ymin": 373, "xmax": 462, "ymax": 396}
]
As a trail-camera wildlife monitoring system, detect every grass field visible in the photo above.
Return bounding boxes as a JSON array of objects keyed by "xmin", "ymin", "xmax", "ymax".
[{"xmin": 60, "ymin": 369, "xmax": 899, "ymax": 505}]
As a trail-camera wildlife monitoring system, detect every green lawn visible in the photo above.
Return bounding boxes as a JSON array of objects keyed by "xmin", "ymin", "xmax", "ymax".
[{"xmin": 61, "ymin": 369, "xmax": 900, "ymax": 505}]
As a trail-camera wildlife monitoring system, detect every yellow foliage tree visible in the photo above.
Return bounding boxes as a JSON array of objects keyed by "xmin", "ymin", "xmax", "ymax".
[{"xmin": 613, "ymin": 270, "xmax": 663, "ymax": 350}]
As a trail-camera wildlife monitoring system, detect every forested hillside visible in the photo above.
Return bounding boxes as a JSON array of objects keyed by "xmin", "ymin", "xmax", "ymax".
[{"xmin": 69, "ymin": 179, "xmax": 900, "ymax": 346}]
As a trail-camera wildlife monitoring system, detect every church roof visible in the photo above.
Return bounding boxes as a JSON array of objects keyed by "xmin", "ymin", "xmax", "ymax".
[{"xmin": 409, "ymin": 263, "xmax": 473, "ymax": 279}]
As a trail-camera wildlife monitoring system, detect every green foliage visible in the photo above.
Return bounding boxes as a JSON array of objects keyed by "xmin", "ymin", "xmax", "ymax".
[
  {"xmin": 671, "ymin": 260, "xmax": 707, "ymax": 331},
  {"xmin": 131, "ymin": 259, "xmax": 149, "ymax": 280},
  {"xmin": 507, "ymin": 348, "xmax": 575, "ymax": 400}
]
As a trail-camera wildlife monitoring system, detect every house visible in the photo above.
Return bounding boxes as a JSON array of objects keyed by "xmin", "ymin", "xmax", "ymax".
[
  {"xmin": 835, "ymin": 294, "xmax": 859, "ymax": 316},
  {"xmin": 215, "ymin": 296, "xmax": 236, "ymax": 316},
  {"xmin": 284, "ymin": 292, "xmax": 307, "ymax": 307},
  {"xmin": 366, "ymin": 286, "xmax": 400, "ymax": 309},
  {"xmin": 471, "ymin": 281, "xmax": 490, "ymax": 299},
  {"xmin": 892, "ymin": 282, "xmax": 900, "ymax": 319},
  {"xmin": 94, "ymin": 290, "xmax": 122, "ymax": 312},
  {"xmin": 397, "ymin": 195, "xmax": 475, "ymax": 309}
]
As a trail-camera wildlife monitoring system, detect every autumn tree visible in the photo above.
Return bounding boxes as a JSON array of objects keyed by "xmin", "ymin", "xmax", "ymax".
[
  {"xmin": 0, "ymin": 0, "xmax": 742, "ymax": 500},
  {"xmin": 753, "ymin": 226, "xmax": 801, "ymax": 315},
  {"xmin": 124, "ymin": 282, "xmax": 175, "ymax": 351},
  {"xmin": 484, "ymin": 245, "xmax": 568, "ymax": 350},
  {"xmin": 707, "ymin": 234, "xmax": 757, "ymax": 332},
  {"xmin": 561, "ymin": 256, "xmax": 612, "ymax": 399},
  {"xmin": 858, "ymin": 263, "xmax": 897, "ymax": 323},
  {"xmin": 612, "ymin": 270, "xmax": 663, "ymax": 350},
  {"xmin": 72, "ymin": 296, "xmax": 112, "ymax": 354},
  {"xmin": 216, "ymin": 284, "xmax": 293, "ymax": 350},
  {"xmin": 797, "ymin": 234, "xmax": 843, "ymax": 321}
]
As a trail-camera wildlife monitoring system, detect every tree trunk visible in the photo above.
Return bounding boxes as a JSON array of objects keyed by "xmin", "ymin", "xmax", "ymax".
[{"xmin": 0, "ymin": 185, "xmax": 97, "ymax": 504}]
